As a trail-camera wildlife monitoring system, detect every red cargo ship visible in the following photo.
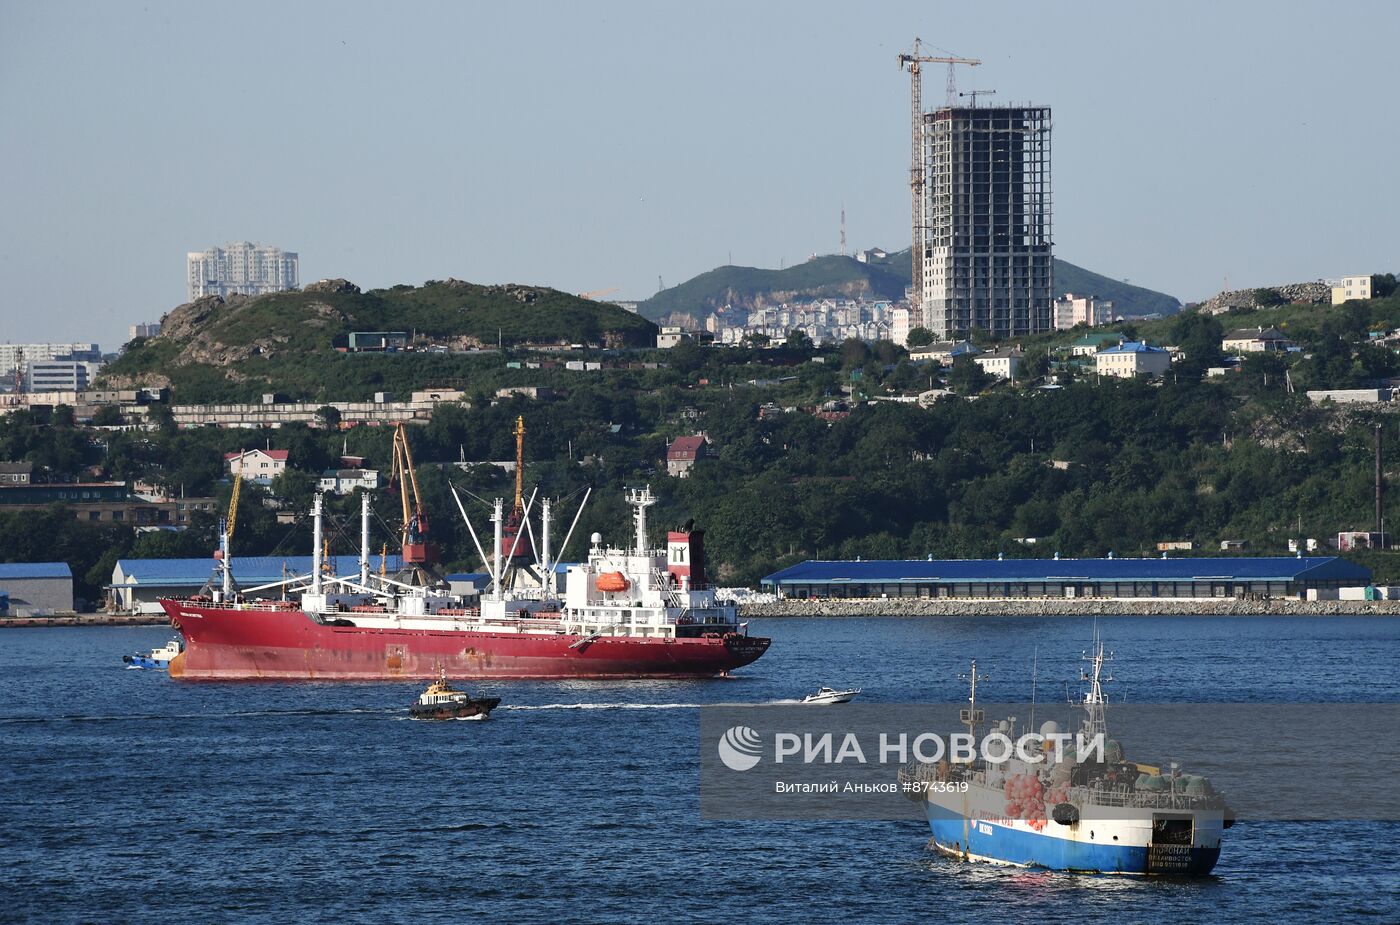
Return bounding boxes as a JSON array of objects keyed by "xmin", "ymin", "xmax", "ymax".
[{"xmin": 161, "ymin": 430, "xmax": 768, "ymax": 680}]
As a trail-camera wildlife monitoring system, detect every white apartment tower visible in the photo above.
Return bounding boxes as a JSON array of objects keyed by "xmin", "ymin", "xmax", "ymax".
[
  {"xmin": 187, "ymin": 241, "xmax": 299, "ymax": 301},
  {"xmin": 918, "ymin": 105, "xmax": 1052, "ymax": 339}
]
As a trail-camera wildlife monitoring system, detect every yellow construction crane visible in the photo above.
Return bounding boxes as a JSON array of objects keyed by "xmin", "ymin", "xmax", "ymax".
[
  {"xmin": 577, "ymin": 287, "xmax": 620, "ymax": 301},
  {"xmin": 512, "ymin": 416, "xmax": 526, "ymax": 514},
  {"xmin": 898, "ymin": 39, "xmax": 980, "ymax": 320},
  {"xmin": 226, "ymin": 453, "xmax": 244, "ymax": 541}
]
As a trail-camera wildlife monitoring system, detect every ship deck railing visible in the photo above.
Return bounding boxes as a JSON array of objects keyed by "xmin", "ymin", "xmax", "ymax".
[{"xmin": 900, "ymin": 762, "xmax": 1223, "ymax": 812}]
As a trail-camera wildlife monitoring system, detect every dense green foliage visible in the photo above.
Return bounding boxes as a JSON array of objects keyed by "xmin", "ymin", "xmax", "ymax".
[
  {"xmin": 101, "ymin": 281, "xmax": 657, "ymax": 402},
  {"xmin": 639, "ymin": 249, "xmax": 1182, "ymax": 323},
  {"xmin": 11, "ymin": 310, "xmax": 1400, "ymax": 602}
]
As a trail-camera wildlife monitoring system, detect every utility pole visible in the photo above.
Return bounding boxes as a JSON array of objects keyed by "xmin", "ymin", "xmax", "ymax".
[
  {"xmin": 898, "ymin": 39, "xmax": 980, "ymax": 325},
  {"xmin": 1376, "ymin": 423, "xmax": 1384, "ymax": 541}
]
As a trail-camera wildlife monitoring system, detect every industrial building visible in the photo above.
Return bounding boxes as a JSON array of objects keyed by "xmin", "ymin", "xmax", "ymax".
[
  {"xmin": 110, "ymin": 555, "xmax": 404, "ymax": 613},
  {"xmin": 760, "ymin": 557, "xmax": 1373, "ymax": 601},
  {"xmin": 0, "ymin": 562, "xmax": 75, "ymax": 616},
  {"xmin": 918, "ymin": 104, "xmax": 1053, "ymax": 339}
]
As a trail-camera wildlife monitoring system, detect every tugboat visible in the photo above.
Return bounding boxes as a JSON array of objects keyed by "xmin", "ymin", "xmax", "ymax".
[
  {"xmin": 123, "ymin": 639, "xmax": 182, "ymax": 670},
  {"xmin": 409, "ymin": 669, "xmax": 501, "ymax": 721},
  {"xmin": 900, "ymin": 637, "xmax": 1231, "ymax": 875},
  {"xmin": 802, "ymin": 685, "xmax": 862, "ymax": 705}
]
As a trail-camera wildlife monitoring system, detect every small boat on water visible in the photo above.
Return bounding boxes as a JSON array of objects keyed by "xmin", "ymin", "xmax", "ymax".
[
  {"xmin": 123, "ymin": 639, "xmax": 182, "ymax": 670},
  {"xmin": 409, "ymin": 670, "xmax": 501, "ymax": 720},
  {"xmin": 803, "ymin": 685, "xmax": 861, "ymax": 705}
]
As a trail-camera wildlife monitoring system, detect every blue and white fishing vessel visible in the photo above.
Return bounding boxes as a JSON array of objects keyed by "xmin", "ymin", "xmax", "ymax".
[
  {"xmin": 123, "ymin": 639, "xmax": 182, "ymax": 670},
  {"xmin": 901, "ymin": 640, "xmax": 1231, "ymax": 875}
]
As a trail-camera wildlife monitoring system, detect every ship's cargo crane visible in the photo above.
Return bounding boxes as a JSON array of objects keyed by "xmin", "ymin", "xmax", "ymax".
[
  {"xmin": 391, "ymin": 422, "xmax": 431, "ymax": 565},
  {"xmin": 898, "ymin": 39, "xmax": 980, "ymax": 321}
]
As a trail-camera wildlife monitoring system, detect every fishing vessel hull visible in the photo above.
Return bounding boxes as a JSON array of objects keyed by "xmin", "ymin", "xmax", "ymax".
[
  {"xmin": 160, "ymin": 601, "xmax": 770, "ymax": 680},
  {"xmin": 922, "ymin": 793, "xmax": 1223, "ymax": 876}
]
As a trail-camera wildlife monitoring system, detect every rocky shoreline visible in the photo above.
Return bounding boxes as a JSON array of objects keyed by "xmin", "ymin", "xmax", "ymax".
[{"xmin": 744, "ymin": 598, "xmax": 1400, "ymax": 618}]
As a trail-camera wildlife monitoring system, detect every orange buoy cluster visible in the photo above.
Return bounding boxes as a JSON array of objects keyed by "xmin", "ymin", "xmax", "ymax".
[{"xmin": 1003, "ymin": 773, "xmax": 1048, "ymax": 831}]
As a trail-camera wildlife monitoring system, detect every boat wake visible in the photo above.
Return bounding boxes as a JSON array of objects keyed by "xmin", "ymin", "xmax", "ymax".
[{"xmin": 504, "ymin": 699, "xmax": 802, "ymax": 711}]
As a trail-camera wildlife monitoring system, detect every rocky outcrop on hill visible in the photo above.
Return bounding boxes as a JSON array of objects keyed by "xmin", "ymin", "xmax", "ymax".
[
  {"xmin": 304, "ymin": 278, "xmax": 361, "ymax": 294},
  {"xmin": 1199, "ymin": 282, "xmax": 1330, "ymax": 315}
]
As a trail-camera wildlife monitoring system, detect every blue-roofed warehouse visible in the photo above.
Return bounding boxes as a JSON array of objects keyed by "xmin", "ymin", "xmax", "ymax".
[
  {"xmin": 760, "ymin": 557, "xmax": 1373, "ymax": 601},
  {"xmin": 111, "ymin": 555, "xmax": 403, "ymax": 614},
  {"xmin": 0, "ymin": 562, "xmax": 74, "ymax": 616}
]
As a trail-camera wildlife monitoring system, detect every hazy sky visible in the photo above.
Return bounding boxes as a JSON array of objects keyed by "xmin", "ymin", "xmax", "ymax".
[{"xmin": 3, "ymin": 0, "xmax": 1397, "ymax": 348}]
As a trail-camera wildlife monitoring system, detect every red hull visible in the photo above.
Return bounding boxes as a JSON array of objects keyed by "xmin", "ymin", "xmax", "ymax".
[{"xmin": 159, "ymin": 600, "xmax": 770, "ymax": 680}]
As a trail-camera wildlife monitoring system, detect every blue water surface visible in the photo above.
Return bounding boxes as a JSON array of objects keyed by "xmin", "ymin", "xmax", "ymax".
[{"xmin": 1, "ymin": 615, "xmax": 1397, "ymax": 924}]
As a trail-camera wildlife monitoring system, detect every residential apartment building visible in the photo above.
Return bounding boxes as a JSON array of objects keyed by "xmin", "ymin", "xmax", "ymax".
[
  {"xmin": 1052, "ymin": 293, "xmax": 1114, "ymax": 331},
  {"xmin": 918, "ymin": 105, "xmax": 1053, "ymax": 339},
  {"xmin": 1331, "ymin": 275, "xmax": 1372, "ymax": 305},
  {"xmin": 187, "ymin": 241, "xmax": 299, "ymax": 301},
  {"xmin": 0, "ymin": 343, "xmax": 101, "ymax": 378}
]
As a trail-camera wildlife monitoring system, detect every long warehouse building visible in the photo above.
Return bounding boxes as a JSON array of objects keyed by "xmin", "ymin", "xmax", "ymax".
[{"xmin": 761, "ymin": 557, "xmax": 1373, "ymax": 601}]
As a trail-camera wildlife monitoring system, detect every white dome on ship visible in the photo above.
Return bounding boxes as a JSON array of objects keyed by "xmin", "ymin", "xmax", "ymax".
[
  {"xmin": 590, "ymin": 532, "xmax": 602, "ymax": 545},
  {"xmin": 1040, "ymin": 720, "xmax": 1061, "ymax": 738}
]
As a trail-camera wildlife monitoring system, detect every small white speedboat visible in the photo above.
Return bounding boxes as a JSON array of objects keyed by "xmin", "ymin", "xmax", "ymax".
[{"xmin": 802, "ymin": 685, "xmax": 861, "ymax": 705}]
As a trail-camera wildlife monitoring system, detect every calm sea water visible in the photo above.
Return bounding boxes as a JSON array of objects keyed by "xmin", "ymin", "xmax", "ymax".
[{"xmin": 2, "ymin": 616, "xmax": 1398, "ymax": 924}]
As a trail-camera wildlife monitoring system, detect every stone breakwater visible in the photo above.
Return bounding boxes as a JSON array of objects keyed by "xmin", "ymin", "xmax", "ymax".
[
  {"xmin": 745, "ymin": 598, "xmax": 1400, "ymax": 618},
  {"xmin": 0, "ymin": 613, "xmax": 170, "ymax": 628}
]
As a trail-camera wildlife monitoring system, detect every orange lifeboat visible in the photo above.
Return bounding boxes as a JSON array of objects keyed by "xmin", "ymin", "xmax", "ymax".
[{"xmin": 596, "ymin": 571, "xmax": 630, "ymax": 592}]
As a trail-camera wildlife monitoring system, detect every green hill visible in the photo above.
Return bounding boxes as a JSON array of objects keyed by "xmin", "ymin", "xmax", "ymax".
[
  {"xmin": 102, "ymin": 278, "xmax": 656, "ymax": 400},
  {"xmin": 640, "ymin": 250, "xmax": 1181, "ymax": 325}
]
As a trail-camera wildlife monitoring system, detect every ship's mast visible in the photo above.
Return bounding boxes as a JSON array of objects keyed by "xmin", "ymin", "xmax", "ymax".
[
  {"xmin": 1080, "ymin": 631, "xmax": 1114, "ymax": 740},
  {"xmin": 359, "ymin": 491, "xmax": 371, "ymax": 587},
  {"xmin": 491, "ymin": 497, "xmax": 504, "ymax": 599},
  {"xmin": 540, "ymin": 496, "xmax": 552, "ymax": 596},
  {"xmin": 959, "ymin": 659, "xmax": 988, "ymax": 740},
  {"xmin": 311, "ymin": 491, "xmax": 324, "ymax": 596},
  {"xmin": 627, "ymin": 486, "xmax": 656, "ymax": 556}
]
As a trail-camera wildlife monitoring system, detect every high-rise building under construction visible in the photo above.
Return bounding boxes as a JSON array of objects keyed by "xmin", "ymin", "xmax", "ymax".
[{"xmin": 918, "ymin": 105, "xmax": 1052, "ymax": 339}]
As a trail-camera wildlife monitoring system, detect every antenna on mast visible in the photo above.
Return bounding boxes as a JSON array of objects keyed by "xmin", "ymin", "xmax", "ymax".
[{"xmin": 958, "ymin": 659, "xmax": 988, "ymax": 740}]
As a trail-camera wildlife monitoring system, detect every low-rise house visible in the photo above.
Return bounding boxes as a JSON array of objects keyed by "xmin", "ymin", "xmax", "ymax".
[
  {"xmin": 1068, "ymin": 332, "xmax": 1123, "ymax": 357},
  {"xmin": 910, "ymin": 340, "xmax": 980, "ymax": 364},
  {"xmin": 973, "ymin": 347, "xmax": 1023, "ymax": 380},
  {"xmin": 666, "ymin": 435, "xmax": 710, "ymax": 477},
  {"xmin": 1222, "ymin": 326, "xmax": 1293, "ymax": 354},
  {"xmin": 657, "ymin": 327, "xmax": 695, "ymax": 349},
  {"xmin": 1095, "ymin": 341, "xmax": 1172, "ymax": 379},
  {"xmin": 225, "ymin": 449, "xmax": 290, "ymax": 484},
  {"xmin": 318, "ymin": 469, "xmax": 382, "ymax": 494}
]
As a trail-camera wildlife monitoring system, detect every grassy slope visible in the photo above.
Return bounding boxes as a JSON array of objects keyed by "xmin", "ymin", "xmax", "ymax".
[{"xmin": 640, "ymin": 249, "xmax": 1181, "ymax": 322}]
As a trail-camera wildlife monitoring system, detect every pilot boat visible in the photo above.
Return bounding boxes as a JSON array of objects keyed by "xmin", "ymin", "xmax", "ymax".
[
  {"xmin": 409, "ymin": 670, "xmax": 501, "ymax": 720},
  {"xmin": 123, "ymin": 639, "xmax": 182, "ymax": 670}
]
